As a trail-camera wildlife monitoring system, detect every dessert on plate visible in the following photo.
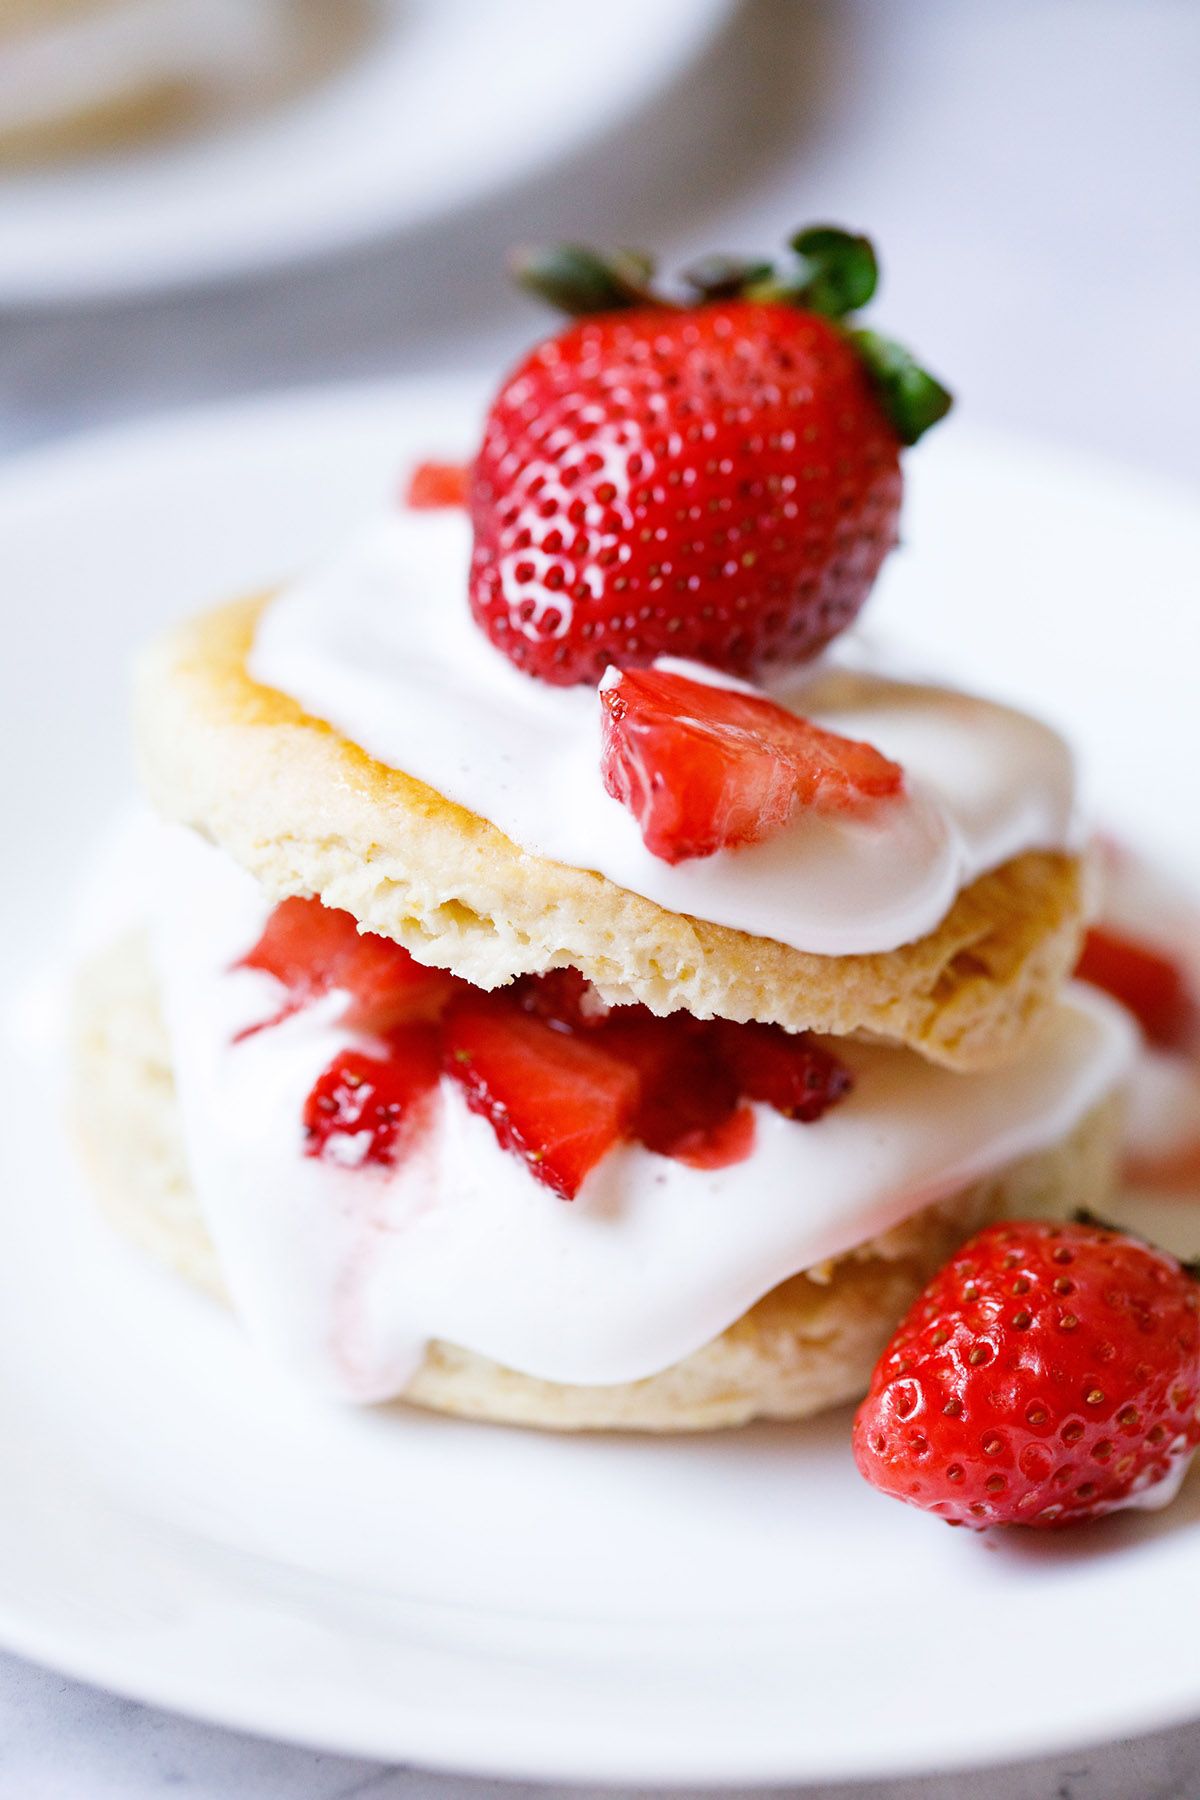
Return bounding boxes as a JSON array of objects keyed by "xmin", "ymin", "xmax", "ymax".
[{"xmin": 73, "ymin": 226, "xmax": 1179, "ymax": 1493}]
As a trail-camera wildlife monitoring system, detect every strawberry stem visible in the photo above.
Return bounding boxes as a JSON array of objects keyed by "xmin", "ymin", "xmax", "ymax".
[
  {"xmin": 680, "ymin": 253, "xmax": 774, "ymax": 301},
  {"xmin": 509, "ymin": 243, "xmax": 661, "ymax": 315},
  {"xmin": 510, "ymin": 225, "xmax": 953, "ymax": 444}
]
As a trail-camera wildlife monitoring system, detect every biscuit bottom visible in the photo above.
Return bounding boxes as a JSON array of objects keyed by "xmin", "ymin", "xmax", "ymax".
[{"xmin": 70, "ymin": 933, "xmax": 1121, "ymax": 1432}]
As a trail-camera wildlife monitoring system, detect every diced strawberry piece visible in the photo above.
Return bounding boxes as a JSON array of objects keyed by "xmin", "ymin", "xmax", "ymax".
[
  {"xmin": 712, "ymin": 1019, "xmax": 854, "ymax": 1122},
  {"xmin": 513, "ymin": 966, "xmax": 612, "ymax": 1031},
  {"xmin": 406, "ymin": 461, "xmax": 469, "ymax": 509},
  {"xmin": 671, "ymin": 1102, "xmax": 757, "ymax": 1170},
  {"xmin": 599, "ymin": 1009, "xmax": 742, "ymax": 1161},
  {"xmin": 303, "ymin": 1029, "xmax": 441, "ymax": 1168},
  {"xmin": 1075, "ymin": 924, "xmax": 1199, "ymax": 1052},
  {"xmin": 266, "ymin": 933, "xmax": 854, "ymax": 1192},
  {"xmin": 240, "ymin": 897, "xmax": 460, "ymax": 1033},
  {"xmin": 600, "ymin": 666, "xmax": 903, "ymax": 864},
  {"xmin": 463, "ymin": 970, "xmax": 854, "ymax": 1183},
  {"xmin": 442, "ymin": 995, "xmax": 639, "ymax": 1199}
]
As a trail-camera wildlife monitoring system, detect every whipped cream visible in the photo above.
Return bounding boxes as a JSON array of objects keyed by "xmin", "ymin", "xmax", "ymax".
[
  {"xmin": 248, "ymin": 509, "xmax": 1079, "ymax": 958},
  {"xmin": 152, "ymin": 825, "xmax": 1134, "ymax": 1403}
]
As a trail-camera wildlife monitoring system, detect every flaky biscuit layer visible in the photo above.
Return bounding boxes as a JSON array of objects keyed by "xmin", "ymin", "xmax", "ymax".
[
  {"xmin": 135, "ymin": 597, "xmax": 1087, "ymax": 1071},
  {"xmin": 70, "ymin": 932, "xmax": 1120, "ymax": 1433}
]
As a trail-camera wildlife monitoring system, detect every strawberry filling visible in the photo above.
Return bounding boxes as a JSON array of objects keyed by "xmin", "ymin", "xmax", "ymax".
[
  {"xmin": 442, "ymin": 995, "xmax": 640, "ymax": 1201},
  {"xmin": 303, "ymin": 1032, "xmax": 441, "ymax": 1168},
  {"xmin": 239, "ymin": 898, "xmax": 853, "ymax": 1195},
  {"xmin": 600, "ymin": 666, "xmax": 904, "ymax": 864},
  {"xmin": 1074, "ymin": 924, "xmax": 1199, "ymax": 1052},
  {"xmin": 238, "ymin": 896, "xmax": 457, "ymax": 1035}
]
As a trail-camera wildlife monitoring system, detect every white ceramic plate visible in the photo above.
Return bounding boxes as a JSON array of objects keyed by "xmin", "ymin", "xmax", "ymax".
[
  {"xmin": 4, "ymin": 378, "xmax": 1200, "ymax": 1786},
  {"xmin": 0, "ymin": 0, "xmax": 730, "ymax": 304}
]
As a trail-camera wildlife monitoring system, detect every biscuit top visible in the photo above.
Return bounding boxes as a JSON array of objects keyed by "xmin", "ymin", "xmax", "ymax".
[{"xmin": 249, "ymin": 504, "xmax": 1078, "ymax": 958}]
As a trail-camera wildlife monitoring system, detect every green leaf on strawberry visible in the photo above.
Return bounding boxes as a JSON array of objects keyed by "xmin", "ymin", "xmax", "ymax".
[
  {"xmin": 509, "ymin": 242, "xmax": 658, "ymax": 316},
  {"xmin": 847, "ymin": 328, "xmax": 954, "ymax": 447},
  {"xmin": 749, "ymin": 224, "xmax": 879, "ymax": 318}
]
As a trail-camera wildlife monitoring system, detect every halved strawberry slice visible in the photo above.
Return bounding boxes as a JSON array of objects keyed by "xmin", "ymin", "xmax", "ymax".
[
  {"xmin": 712, "ymin": 1019, "xmax": 854, "ymax": 1122},
  {"xmin": 303, "ymin": 1028, "xmax": 441, "ymax": 1168},
  {"xmin": 1075, "ymin": 924, "xmax": 1199, "ymax": 1052},
  {"xmin": 240, "ymin": 897, "xmax": 460, "ymax": 1034},
  {"xmin": 406, "ymin": 461, "xmax": 469, "ymax": 509},
  {"xmin": 442, "ymin": 994, "xmax": 639, "ymax": 1199},
  {"xmin": 600, "ymin": 666, "xmax": 903, "ymax": 863}
]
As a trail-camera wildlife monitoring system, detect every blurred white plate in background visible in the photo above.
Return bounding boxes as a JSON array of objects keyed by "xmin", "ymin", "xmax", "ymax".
[
  {"xmin": 2, "ymin": 378, "xmax": 1200, "ymax": 1784},
  {"xmin": 0, "ymin": 0, "xmax": 731, "ymax": 304}
]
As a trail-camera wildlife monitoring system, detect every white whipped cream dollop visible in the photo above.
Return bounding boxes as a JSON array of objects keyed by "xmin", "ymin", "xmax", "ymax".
[
  {"xmin": 152, "ymin": 826, "xmax": 1134, "ymax": 1403},
  {"xmin": 248, "ymin": 509, "xmax": 1079, "ymax": 958}
]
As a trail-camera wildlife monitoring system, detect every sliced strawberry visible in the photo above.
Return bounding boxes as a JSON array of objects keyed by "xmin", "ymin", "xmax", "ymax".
[
  {"xmin": 443, "ymin": 973, "xmax": 853, "ymax": 1193},
  {"xmin": 599, "ymin": 1009, "xmax": 742, "ymax": 1161},
  {"xmin": 712, "ymin": 1019, "xmax": 854, "ymax": 1122},
  {"xmin": 240, "ymin": 897, "xmax": 460, "ymax": 1033},
  {"xmin": 406, "ymin": 461, "xmax": 469, "ymax": 509},
  {"xmin": 600, "ymin": 666, "xmax": 903, "ymax": 863},
  {"xmin": 303, "ymin": 1029, "xmax": 441, "ymax": 1169},
  {"xmin": 1075, "ymin": 924, "xmax": 1199, "ymax": 1052},
  {"xmin": 671, "ymin": 1103, "xmax": 757, "ymax": 1171},
  {"xmin": 442, "ymin": 995, "xmax": 639, "ymax": 1199},
  {"xmin": 249, "ymin": 905, "xmax": 854, "ymax": 1193},
  {"xmin": 513, "ymin": 966, "xmax": 612, "ymax": 1032}
]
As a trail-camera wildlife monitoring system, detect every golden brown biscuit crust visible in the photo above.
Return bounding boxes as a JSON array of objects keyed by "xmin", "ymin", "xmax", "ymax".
[
  {"xmin": 70, "ymin": 932, "xmax": 1120, "ymax": 1433},
  {"xmin": 135, "ymin": 597, "xmax": 1088, "ymax": 1071}
]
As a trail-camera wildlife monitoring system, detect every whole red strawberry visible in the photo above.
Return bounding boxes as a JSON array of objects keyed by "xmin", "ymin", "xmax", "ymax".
[
  {"xmin": 853, "ymin": 1219, "xmax": 1200, "ymax": 1529},
  {"xmin": 469, "ymin": 229, "xmax": 951, "ymax": 686}
]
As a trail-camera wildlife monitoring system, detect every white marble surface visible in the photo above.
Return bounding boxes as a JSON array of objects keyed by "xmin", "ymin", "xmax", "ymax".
[
  {"xmin": 5, "ymin": 0, "xmax": 1200, "ymax": 1792},
  {"xmin": 4, "ymin": 1644, "xmax": 1200, "ymax": 1800}
]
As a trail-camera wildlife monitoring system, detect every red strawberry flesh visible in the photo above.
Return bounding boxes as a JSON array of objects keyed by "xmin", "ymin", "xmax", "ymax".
[
  {"xmin": 713, "ymin": 1017, "xmax": 855, "ymax": 1120},
  {"xmin": 514, "ymin": 965, "xmax": 613, "ymax": 1032},
  {"xmin": 239, "ymin": 897, "xmax": 460, "ymax": 1033},
  {"xmin": 406, "ymin": 461, "xmax": 469, "ymax": 509},
  {"xmin": 852, "ymin": 1219, "xmax": 1200, "ymax": 1529},
  {"xmin": 600, "ymin": 1009, "xmax": 740, "ymax": 1160},
  {"xmin": 442, "ymin": 995, "xmax": 640, "ymax": 1200},
  {"xmin": 245, "ymin": 899, "xmax": 853, "ymax": 1198},
  {"xmin": 600, "ymin": 665, "xmax": 903, "ymax": 863},
  {"xmin": 470, "ymin": 302, "xmax": 902, "ymax": 686},
  {"xmin": 303, "ymin": 1031, "xmax": 441, "ymax": 1169},
  {"xmin": 1075, "ymin": 924, "xmax": 1198, "ymax": 1052}
]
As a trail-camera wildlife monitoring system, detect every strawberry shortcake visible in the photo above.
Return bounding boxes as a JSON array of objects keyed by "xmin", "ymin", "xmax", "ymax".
[{"xmin": 70, "ymin": 227, "xmax": 1135, "ymax": 1431}]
